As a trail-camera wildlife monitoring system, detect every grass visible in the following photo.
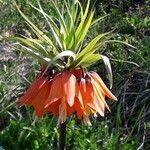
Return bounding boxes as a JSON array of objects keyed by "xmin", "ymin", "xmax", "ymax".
[{"xmin": 0, "ymin": 0, "xmax": 150, "ymax": 149}]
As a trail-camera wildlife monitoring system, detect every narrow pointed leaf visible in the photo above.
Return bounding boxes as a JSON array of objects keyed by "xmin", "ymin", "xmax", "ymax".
[
  {"xmin": 16, "ymin": 44, "xmax": 50, "ymax": 63},
  {"xmin": 37, "ymin": 1, "xmax": 63, "ymax": 50},
  {"xmin": 105, "ymin": 40, "xmax": 137, "ymax": 49},
  {"xmin": 77, "ymin": 32, "xmax": 110, "ymax": 58},
  {"xmin": 75, "ymin": 0, "xmax": 90, "ymax": 37},
  {"xmin": 80, "ymin": 54, "xmax": 101, "ymax": 67},
  {"xmin": 47, "ymin": 50, "xmax": 76, "ymax": 69},
  {"xmin": 13, "ymin": 1, "xmax": 58, "ymax": 52},
  {"xmin": 100, "ymin": 55, "xmax": 113, "ymax": 89},
  {"xmin": 75, "ymin": 11, "xmax": 95, "ymax": 48},
  {"xmin": 91, "ymin": 15, "xmax": 108, "ymax": 26}
]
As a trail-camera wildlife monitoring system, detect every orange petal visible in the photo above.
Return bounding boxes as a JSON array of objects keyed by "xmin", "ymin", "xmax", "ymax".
[
  {"xmin": 79, "ymin": 78, "xmax": 86, "ymax": 102},
  {"xmin": 80, "ymin": 78, "xmax": 86, "ymax": 93},
  {"xmin": 45, "ymin": 73, "xmax": 63, "ymax": 108},
  {"xmin": 79, "ymin": 78, "xmax": 94, "ymax": 107},
  {"xmin": 75, "ymin": 81, "xmax": 84, "ymax": 107},
  {"xmin": 92, "ymin": 97, "xmax": 105, "ymax": 117},
  {"xmin": 92, "ymin": 79, "xmax": 110, "ymax": 112},
  {"xmin": 76, "ymin": 78, "xmax": 94, "ymax": 117},
  {"xmin": 66, "ymin": 102, "xmax": 75, "ymax": 116},
  {"xmin": 32, "ymin": 81, "xmax": 51, "ymax": 117},
  {"xmin": 87, "ymin": 103, "xmax": 97, "ymax": 112},
  {"xmin": 62, "ymin": 71, "xmax": 76, "ymax": 107},
  {"xmin": 74, "ymin": 97, "xmax": 84, "ymax": 119},
  {"xmin": 58, "ymin": 100, "xmax": 67, "ymax": 123},
  {"xmin": 90, "ymin": 72, "xmax": 117, "ymax": 101},
  {"xmin": 85, "ymin": 80, "xmax": 94, "ymax": 103},
  {"xmin": 18, "ymin": 77, "xmax": 47, "ymax": 106},
  {"xmin": 47, "ymin": 99, "xmax": 61, "ymax": 116}
]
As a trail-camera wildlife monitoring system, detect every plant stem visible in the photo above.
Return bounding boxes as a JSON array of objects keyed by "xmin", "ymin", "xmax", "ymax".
[{"xmin": 59, "ymin": 121, "xmax": 66, "ymax": 150}]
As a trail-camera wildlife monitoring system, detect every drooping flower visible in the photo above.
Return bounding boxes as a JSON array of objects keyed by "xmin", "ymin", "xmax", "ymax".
[
  {"xmin": 45, "ymin": 71, "xmax": 76, "ymax": 123},
  {"xmin": 19, "ymin": 68, "xmax": 117, "ymax": 124},
  {"xmin": 18, "ymin": 71, "xmax": 51, "ymax": 117},
  {"xmin": 73, "ymin": 70, "xmax": 117, "ymax": 124}
]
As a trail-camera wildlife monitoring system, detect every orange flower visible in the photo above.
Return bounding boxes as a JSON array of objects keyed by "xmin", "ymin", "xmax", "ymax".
[
  {"xmin": 18, "ymin": 76, "xmax": 51, "ymax": 117},
  {"xmin": 45, "ymin": 71, "xmax": 76, "ymax": 123},
  {"xmin": 74, "ymin": 72, "xmax": 117, "ymax": 125},
  {"xmin": 18, "ymin": 76, "xmax": 48, "ymax": 106},
  {"xmin": 19, "ymin": 68, "xmax": 117, "ymax": 124}
]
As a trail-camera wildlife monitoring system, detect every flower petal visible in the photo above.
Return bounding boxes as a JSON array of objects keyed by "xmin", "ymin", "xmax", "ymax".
[
  {"xmin": 85, "ymin": 79, "xmax": 94, "ymax": 103},
  {"xmin": 63, "ymin": 71, "xmax": 76, "ymax": 107},
  {"xmin": 32, "ymin": 81, "xmax": 51, "ymax": 117},
  {"xmin": 90, "ymin": 72, "xmax": 117, "ymax": 100},
  {"xmin": 75, "ymin": 81, "xmax": 84, "ymax": 107},
  {"xmin": 79, "ymin": 78, "xmax": 86, "ymax": 100},
  {"xmin": 18, "ymin": 77, "xmax": 47, "ymax": 106},
  {"xmin": 58, "ymin": 100, "xmax": 67, "ymax": 123},
  {"xmin": 66, "ymin": 102, "xmax": 75, "ymax": 116},
  {"xmin": 74, "ymin": 98, "xmax": 84, "ymax": 119},
  {"xmin": 92, "ymin": 93, "xmax": 105, "ymax": 117},
  {"xmin": 45, "ymin": 73, "xmax": 63, "ymax": 108},
  {"xmin": 91, "ymin": 79, "xmax": 110, "ymax": 112},
  {"xmin": 47, "ymin": 99, "xmax": 61, "ymax": 116}
]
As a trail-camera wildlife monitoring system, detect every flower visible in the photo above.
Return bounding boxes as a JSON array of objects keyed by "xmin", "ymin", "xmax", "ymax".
[
  {"xmin": 45, "ymin": 71, "xmax": 76, "ymax": 123},
  {"xmin": 18, "ymin": 76, "xmax": 50, "ymax": 117},
  {"xmin": 19, "ymin": 67, "xmax": 117, "ymax": 124},
  {"xmin": 10, "ymin": 0, "xmax": 118, "ymax": 125},
  {"xmin": 72, "ymin": 70, "xmax": 117, "ymax": 125}
]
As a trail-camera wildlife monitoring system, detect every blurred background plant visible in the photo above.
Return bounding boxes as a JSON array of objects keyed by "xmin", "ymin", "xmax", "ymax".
[{"xmin": 0, "ymin": 0, "xmax": 149, "ymax": 149}]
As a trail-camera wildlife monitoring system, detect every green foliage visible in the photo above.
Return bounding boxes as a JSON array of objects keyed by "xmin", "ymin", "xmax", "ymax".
[
  {"xmin": 0, "ymin": 116, "xmax": 138, "ymax": 150},
  {"xmin": 0, "ymin": 116, "xmax": 59, "ymax": 149}
]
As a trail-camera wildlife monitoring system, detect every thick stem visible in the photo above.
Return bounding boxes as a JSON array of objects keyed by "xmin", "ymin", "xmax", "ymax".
[{"xmin": 59, "ymin": 121, "xmax": 66, "ymax": 150}]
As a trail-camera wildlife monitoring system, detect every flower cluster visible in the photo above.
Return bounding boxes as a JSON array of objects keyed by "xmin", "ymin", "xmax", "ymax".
[{"xmin": 19, "ymin": 66, "xmax": 117, "ymax": 125}]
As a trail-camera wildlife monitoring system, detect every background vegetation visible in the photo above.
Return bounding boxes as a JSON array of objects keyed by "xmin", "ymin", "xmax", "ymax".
[{"xmin": 0, "ymin": 0, "xmax": 149, "ymax": 149}]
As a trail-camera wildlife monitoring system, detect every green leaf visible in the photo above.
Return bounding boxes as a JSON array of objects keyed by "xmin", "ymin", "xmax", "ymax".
[
  {"xmin": 80, "ymin": 54, "xmax": 101, "ymax": 67},
  {"xmin": 105, "ymin": 40, "xmax": 137, "ymax": 49},
  {"xmin": 69, "ymin": 32, "xmax": 110, "ymax": 68},
  {"xmin": 51, "ymin": 1, "xmax": 68, "ymax": 34},
  {"xmin": 16, "ymin": 44, "xmax": 50, "ymax": 64},
  {"xmin": 4, "ymin": 36, "xmax": 52, "ymax": 59},
  {"xmin": 37, "ymin": 1, "xmax": 63, "ymax": 50},
  {"xmin": 75, "ymin": 11, "xmax": 95, "ymax": 49},
  {"xmin": 75, "ymin": 0, "xmax": 91, "ymax": 48},
  {"xmin": 91, "ymin": 15, "xmax": 108, "ymax": 26},
  {"xmin": 62, "ymin": 0, "xmax": 75, "ymax": 50},
  {"xmin": 51, "ymin": 50, "xmax": 76, "ymax": 63},
  {"xmin": 77, "ymin": 32, "xmax": 110, "ymax": 58},
  {"xmin": 45, "ymin": 50, "xmax": 76, "ymax": 70},
  {"xmin": 23, "ymin": 37, "xmax": 49, "ymax": 55},
  {"xmin": 75, "ymin": 0, "xmax": 90, "ymax": 35},
  {"xmin": 13, "ymin": 1, "xmax": 59, "ymax": 53},
  {"xmin": 100, "ymin": 55, "xmax": 113, "ymax": 89}
]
